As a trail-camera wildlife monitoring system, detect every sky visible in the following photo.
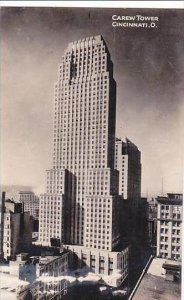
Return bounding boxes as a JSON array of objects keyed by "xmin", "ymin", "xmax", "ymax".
[{"xmin": 1, "ymin": 7, "xmax": 184, "ymax": 198}]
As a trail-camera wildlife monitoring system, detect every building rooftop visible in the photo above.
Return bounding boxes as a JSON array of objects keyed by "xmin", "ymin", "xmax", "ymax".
[
  {"xmin": 156, "ymin": 193, "xmax": 183, "ymax": 204},
  {"xmin": 19, "ymin": 191, "xmax": 34, "ymax": 194},
  {"xmin": 5, "ymin": 199, "xmax": 15, "ymax": 203},
  {"xmin": 157, "ymin": 198, "xmax": 182, "ymax": 205},
  {"xmin": 39, "ymin": 255, "xmax": 64, "ymax": 266},
  {"xmin": 132, "ymin": 258, "xmax": 181, "ymax": 300},
  {"xmin": 0, "ymin": 273, "xmax": 29, "ymax": 300},
  {"xmin": 167, "ymin": 193, "xmax": 182, "ymax": 198},
  {"xmin": 5, "ymin": 200, "xmax": 23, "ymax": 213},
  {"xmin": 133, "ymin": 273, "xmax": 181, "ymax": 300}
]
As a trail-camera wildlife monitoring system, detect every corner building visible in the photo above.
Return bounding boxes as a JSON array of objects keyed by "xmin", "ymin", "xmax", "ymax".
[
  {"xmin": 157, "ymin": 193, "xmax": 183, "ymax": 261},
  {"xmin": 39, "ymin": 36, "xmax": 129, "ymax": 283}
]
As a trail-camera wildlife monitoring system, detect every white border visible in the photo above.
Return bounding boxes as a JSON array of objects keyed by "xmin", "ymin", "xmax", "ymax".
[
  {"xmin": 1, "ymin": 0, "xmax": 184, "ymax": 297},
  {"xmin": 1, "ymin": 1, "xmax": 184, "ymax": 9}
]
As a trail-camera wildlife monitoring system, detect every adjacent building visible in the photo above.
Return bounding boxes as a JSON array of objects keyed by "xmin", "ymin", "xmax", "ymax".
[
  {"xmin": 156, "ymin": 193, "xmax": 183, "ymax": 261},
  {"xmin": 114, "ymin": 138, "xmax": 142, "ymax": 246},
  {"xmin": 39, "ymin": 35, "xmax": 129, "ymax": 285},
  {"xmin": 0, "ymin": 192, "xmax": 5, "ymax": 259},
  {"xmin": 67, "ymin": 244, "xmax": 129, "ymax": 286},
  {"xmin": 0, "ymin": 252, "xmax": 69, "ymax": 300},
  {"xmin": 148, "ymin": 198, "xmax": 157, "ymax": 253},
  {"xmin": 3, "ymin": 200, "xmax": 32, "ymax": 260},
  {"xmin": 132, "ymin": 257, "xmax": 181, "ymax": 300},
  {"xmin": 37, "ymin": 252, "xmax": 69, "ymax": 277},
  {"xmin": 16, "ymin": 278, "xmax": 68, "ymax": 300},
  {"xmin": 19, "ymin": 191, "xmax": 39, "ymax": 220},
  {"xmin": 39, "ymin": 169, "xmax": 75, "ymax": 246},
  {"xmin": 115, "ymin": 138, "xmax": 141, "ymax": 207}
]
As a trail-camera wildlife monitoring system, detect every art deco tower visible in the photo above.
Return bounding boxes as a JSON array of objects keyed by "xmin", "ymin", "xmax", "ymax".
[{"xmin": 39, "ymin": 35, "xmax": 120, "ymax": 249}]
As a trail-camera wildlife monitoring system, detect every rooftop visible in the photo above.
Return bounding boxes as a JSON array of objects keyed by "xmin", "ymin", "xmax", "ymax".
[
  {"xmin": 19, "ymin": 191, "xmax": 34, "ymax": 194},
  {"xmin": 5, "ymin": 199, "xmax": 15, "ymax": 203},
  {"xmin": 0, "ymin": 273, "xmax": 29, "ymax": 300},
  {"xmin": 156, "ymin": 193, "xmax": 183, "ymax": 205},
  {"xmin": 157, "ymin": 199, "xmax": 182, "ymax": 206},
  {"xmin": 133, "ymin": 258, "xmax": 181, "ymax": 300},
  {"xmin": 39, "ymin": 256, "xmax": 63, "ymax": 266},
  {"xmin": 133, "ymin": 273, "xmax": 181, "ymax": 300}
]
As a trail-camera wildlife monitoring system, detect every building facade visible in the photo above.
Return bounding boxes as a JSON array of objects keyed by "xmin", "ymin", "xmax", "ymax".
[
  {"xmin": 39, "ymin": 35, "xmax": 117, "ymax": 246},
  {"xmin": 39, "ymin": 35, "xmax": 129, "ymax": 284},
  {"xmin": 39, "ymin": 169, "xmax": 75, "ymax": 246},
  {"xmin": 37, "ymin": 252, "xmax": 69, "ymax": 277},
  {"xmin": 157, "ymin": 193, "xmax": 183, "ymax": 261},
  {"xmin": 115, "ymin": 138, "xmax": 141, "ymax": 206},
  {"xmin": 17, "ymin": 279, "xmax": 68, "ymax": 300},
  {"xmin": 3, "ymin": 200, "xmax": 32, "ymax": 260},
  {"xmin": 0, "ymin": 252, "xmax": 69, "ymax": 300},
  {"xmin": 148, "ymin": 199, "xmax": 157, "ymax": 253},
  {"xmin": 19, "ymin": 191, "xmax": 39, "ymax": 220},
  {"xmin": 67, "ymin": 245, "xmax": 129, "ymax": 286},
  {"xmin": 0, "ymin": 192, "xmax": 5, "ymax": 259}
]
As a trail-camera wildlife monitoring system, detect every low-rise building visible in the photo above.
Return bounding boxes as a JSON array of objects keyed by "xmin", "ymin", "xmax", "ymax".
[
  {"xmin": 17, "ymin": 278, "xmax": 68, "ymax": 300},
  {"xmin": 66, "ymin": 244, "xmax": 129, "ymax": 287},
  {"xmin": 37, "ymin": 252, "xmax": 68, "ymax": 277},
  {"xmin": 0, "ymin": 251, "xmax": 69, "ymax": 300},
  {"xmin": 0, "ymin": 271, "xmax": 68, "ymax": 300}
]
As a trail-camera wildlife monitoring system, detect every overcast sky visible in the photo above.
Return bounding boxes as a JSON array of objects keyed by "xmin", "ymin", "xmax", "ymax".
[{"xmin": 1, "ymin": 7, "xmax": 184, "ymax": 197}]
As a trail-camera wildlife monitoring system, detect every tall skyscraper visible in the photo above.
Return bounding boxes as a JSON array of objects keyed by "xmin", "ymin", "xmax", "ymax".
[{"xmin": 39, "ymin": 36, "xmax": 129, "ymax": 283}]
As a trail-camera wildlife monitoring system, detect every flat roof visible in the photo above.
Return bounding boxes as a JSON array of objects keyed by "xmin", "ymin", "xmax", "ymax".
[
  {"xmin": 133, "ymin": 258, "xmax": 181, "ymax": 300},
  {"xmin": 157, "ymin": 199, "xmax": 182, "ymax": 205},
  {"xmin": 39, "ymin": 255, "xmax": 66, "ymax": 266},
  {"xmin": 0, "ymin": 273, "xmax": 29, "ymax": 300},
  {"xmin": 133, "ymin": 273, "xmax": 181, "ymax": 300},
  {"xmin": 19, "ymin": 191, "xmax": 34, "ymax": 194}
]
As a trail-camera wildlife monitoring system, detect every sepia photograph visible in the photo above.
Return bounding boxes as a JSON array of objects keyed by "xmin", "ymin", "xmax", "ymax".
[{"xmin": 0, "ymin": 2, "xmax": 183, "ymax": 299}]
